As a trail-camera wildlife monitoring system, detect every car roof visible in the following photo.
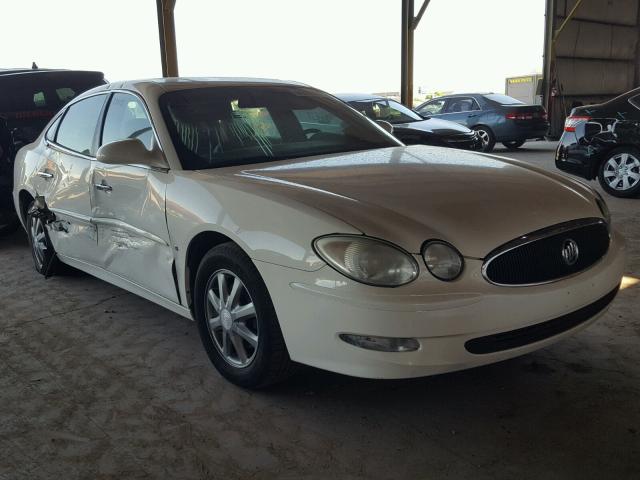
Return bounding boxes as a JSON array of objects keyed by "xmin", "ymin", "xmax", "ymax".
[
  {"xmin": 436, "ymin": 93, "xmax": 493, "ymax": 98},
  {"xmin": 81, "ymin": 77, "xmax": 314, "ymax": 102},
  {"xmin": 0, "ymin": 68, "xmax": 104, "ymax": 77},
  {"xmin": 334, "ymin": 93, "xmax": 386, "ymax": 102}
]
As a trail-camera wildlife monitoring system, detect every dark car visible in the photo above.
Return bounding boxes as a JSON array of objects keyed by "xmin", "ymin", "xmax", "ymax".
[
  {"xmin": 555, "ymin": 87, "xmax": 640, "ymax": 198},
  {"xmin": 336, "ymin": 93, "xmax": 480, "ymax": 151},
  {"xmin": 415, "ymin": 93, "xmax": 549, "ymax": 152},
  {"xmin": 0, "ymin": 68, "xmax": 106, "ymax": 234}
]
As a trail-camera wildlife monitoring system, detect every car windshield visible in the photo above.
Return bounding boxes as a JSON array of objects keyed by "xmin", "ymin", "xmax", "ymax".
[
  {"xmin": 160, "ymin": 86, "xmax": 399, "ymax": 170},
  {"xmin": 483, "ymin": 93, "xmax": 524, "ymax": 105},
  {"xmin": 348, "ymin": 98, "xmax": 423, "ymax": 124}
]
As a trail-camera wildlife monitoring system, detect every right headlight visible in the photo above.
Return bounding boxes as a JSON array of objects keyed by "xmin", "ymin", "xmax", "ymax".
[
  {"xmin": 422, "ymin": 241, "xmax": 464, "ymax": 281},
  {"xmin": 313, "ymin": 235, "xmax": 419, "ymax": 287}
]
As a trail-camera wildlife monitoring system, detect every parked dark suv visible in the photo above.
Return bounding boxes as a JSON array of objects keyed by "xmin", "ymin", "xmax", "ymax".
[
  {"xmin": 415, "ymin": 93, "xmax": 549, "ymax": 152},
  {"xmin": 555, "ymin": 87, "xmax": 640, "ymax": 198},
  {"xmin": 0, "ymin": 68, "xmax": 105, "ymax": 234}
]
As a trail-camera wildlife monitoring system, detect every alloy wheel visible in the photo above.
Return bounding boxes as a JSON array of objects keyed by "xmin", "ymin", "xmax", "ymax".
[
  {"xmin": 603, "ymin": 152, "xmax": 640, "ymax": 191},
  {"xmin": 477, "ymin": 129, "xmax": 490, "ymax": 149},
  {"xmin": 204, "ymin": 269, "xmax": 259, "ymax": 368},
  {"xmin": 30, "ymin": 216, "xmax": 47, "ymax": 270}
]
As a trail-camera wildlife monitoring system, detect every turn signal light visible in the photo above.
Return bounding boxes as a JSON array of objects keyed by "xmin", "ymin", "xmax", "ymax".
[{"xmin": 564, "ymin": 115, "xmax": 591, "ymax": 132}]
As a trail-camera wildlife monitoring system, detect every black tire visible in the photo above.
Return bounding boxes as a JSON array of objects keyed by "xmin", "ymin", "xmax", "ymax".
[
  {"xmin": 502, "ymin": 140, "xmax": 526, "ymax": 150},
  {"xmin": 597, "ymin": 147, "xmax": 640, "ymax": 198},
  {"xmin": 473, "ymin": 126, "xmax": 496, "ymax": 152},
  {"xmin": 26, "ymin": 201, "xmax": 60, "ymax": 276},
  {"xmin": 194, "ymin": 242, "xmax": 295, "ymax": 389}
]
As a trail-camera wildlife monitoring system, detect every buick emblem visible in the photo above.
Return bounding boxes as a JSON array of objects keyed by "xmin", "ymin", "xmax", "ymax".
[{"xmin": 561, "ymin": 239, "xmax": 579, "ymax": 266}]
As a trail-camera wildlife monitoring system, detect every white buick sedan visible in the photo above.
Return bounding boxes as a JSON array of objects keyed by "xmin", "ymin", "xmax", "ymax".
[{"xmin": 14, "ymin": 78, "xmax": 625, "ymax": 388}]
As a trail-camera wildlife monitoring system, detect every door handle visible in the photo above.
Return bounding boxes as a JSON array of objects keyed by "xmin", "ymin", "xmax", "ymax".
[
  {"xmin": 36, "ymin": 170, "xmax": 54, "ymax": 179},
  {"xmin": 94, "ymin": 183, "xmax": 113, "ymax": 192},
  {"xmin": 467, "ymin": 114, "xmax": 478, "ymax": 118}
]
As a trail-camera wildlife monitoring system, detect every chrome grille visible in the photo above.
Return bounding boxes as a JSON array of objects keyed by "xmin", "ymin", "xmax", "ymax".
[{"xmin": 482, "ymin": 218, "xmax": 610, "ymax": 286}]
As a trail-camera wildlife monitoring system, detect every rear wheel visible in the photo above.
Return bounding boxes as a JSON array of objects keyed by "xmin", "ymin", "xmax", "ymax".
[
  {"xmin": 194, "ymin": 242, "xmax": 295, "ymax": 388},
  {"xmin": 598, "ymin": 147, "xmax": 640, "ymax": 198},
  {"xmin": 473, "ymin": 126, "xmax": 496, "ymax": 152},
  {"xmin": 502, "ymin": 140, "xmax": 526, "ymax": 150}
]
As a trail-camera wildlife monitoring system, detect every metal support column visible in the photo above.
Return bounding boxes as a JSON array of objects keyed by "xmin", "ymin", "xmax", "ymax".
[
  {"xmin": 156, "ymin": 0, "xmax": 179, "ymax": 77},
  {"xmin": 401, "ymin": 0, "xmax": 430, "ymax": 108}
]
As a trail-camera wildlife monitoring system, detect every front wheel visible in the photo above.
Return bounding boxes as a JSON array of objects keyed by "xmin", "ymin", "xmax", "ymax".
[
  {"xmin": 598, "ymin": 147, "xmax": 640, "ymax": 198},
  {"xmin": 27, "ymin": 204, "xmax": 56, "ymax": 275},
  {"xmin": 473, "ymin": 126, "xmax": 496, "ymax": 152},
  {"xmin": 502, "ymin": 140, "xmax": 525, "ymax": 150},
  {"xmin": 193, "ymin": 242, "xmax": 295, "ymax": 388}
]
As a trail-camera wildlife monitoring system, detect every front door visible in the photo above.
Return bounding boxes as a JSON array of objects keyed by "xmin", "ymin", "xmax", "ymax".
[{"xmin": 91, "ymin": 92, "xmax": 178, "ymax": 303}]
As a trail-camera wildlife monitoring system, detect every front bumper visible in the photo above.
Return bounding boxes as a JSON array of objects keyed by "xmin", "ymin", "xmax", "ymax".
[{"xmin": 255, "ymin": 229, "xmax": 625, "ymax": 379}]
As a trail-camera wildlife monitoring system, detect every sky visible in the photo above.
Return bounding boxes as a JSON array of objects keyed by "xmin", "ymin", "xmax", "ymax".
[{"xmin": 1, "ymin": 0, "xmax": 545, "ymax": 95}]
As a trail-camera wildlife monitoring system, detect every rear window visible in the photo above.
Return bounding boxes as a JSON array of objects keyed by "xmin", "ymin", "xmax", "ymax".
[
  {"xmin": 484, "ymin": 94, "xmax": 524, "ymax": 105},
  {"xmin": 0, "ymin": 72, "xmax": 105, "ymax": 142}
]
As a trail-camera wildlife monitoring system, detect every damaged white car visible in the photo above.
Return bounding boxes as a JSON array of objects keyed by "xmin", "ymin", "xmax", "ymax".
[{"xmin": 14, "ymin": 78, "xmax": 625, "ymax": 388}]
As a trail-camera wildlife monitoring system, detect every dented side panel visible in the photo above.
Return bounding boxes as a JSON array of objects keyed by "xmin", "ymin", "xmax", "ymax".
[
  {"xmin": 41, "ymin": 147, "xmax": 99, "ymax": 263},
  {"xmin": 91, "ymin": 163, "xmax": 178, "ymax": 302}
]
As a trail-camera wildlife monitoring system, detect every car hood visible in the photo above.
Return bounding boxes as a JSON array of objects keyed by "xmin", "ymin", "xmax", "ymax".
[
  {"xmin": 198, "ymin": 145, "xmax": 601, "ymax": 258},
  {"xmin": 394, "ymin": 117, "xmax": 473, "ymax": 135}
]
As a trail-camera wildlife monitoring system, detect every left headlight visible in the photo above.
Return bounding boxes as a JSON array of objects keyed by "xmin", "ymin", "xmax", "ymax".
[{"xmin": 313, "ymin": 235, "xmax": 419, "ymax": 287}]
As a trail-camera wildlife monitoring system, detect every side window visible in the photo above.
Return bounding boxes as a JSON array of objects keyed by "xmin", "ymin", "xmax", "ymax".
[
  {"xmin": 418, "ymin": 99, "xmax": 446, "ymax": 115},
  {"xmin": 629, "ymin": 94, "xmax": 640, "ymax": 111},
  {"xmin": 445, "ymin": 97, "xmax": 478, "ymax": 113},
  {"xmin": 102, "ymin": 93, "xmax": 154, "ymax": 150},
  {"xmin": 45, "ymin": 115, "xmax": 62, "ymax": 142},
  {"xmin": 55, "ymin": 95, "xmax": 106, "ymax": 156}
]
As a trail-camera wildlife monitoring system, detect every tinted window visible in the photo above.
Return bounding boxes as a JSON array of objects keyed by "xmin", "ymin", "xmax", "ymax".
[
  {"xmin": 56, "ymin": 95, "xmax": 106, "ymax": 156},
  {"xmin": 349, "ymin": 99, "xmax": 422, "ymax": 124},
  {"xmin": 629, "ymin": 94, "xmax": 640, "ymax": 110},
  {"xmin": 484, "ymin": 94, "xmax": 523, "ymax": 105},
  {"xmin": 445, "ymin": 97, "xmax": 480, "ymax": 113},
  {"xmin": 417, "ymin": 99, "xmax": 446, "ymax": 115},
  {"xmin": 102, "ymin": 93, "xmax": 154, "ymax": 150},
  {"xmin": 160, "ymin": 86, "xmax": 398, "ymax": 170},
  {"xmin": 0, "ymin": 72, "xmax": 105, "ymax": 142}
]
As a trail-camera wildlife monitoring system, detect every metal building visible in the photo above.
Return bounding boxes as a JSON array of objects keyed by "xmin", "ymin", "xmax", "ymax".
[{"xmin": 543, "ymin": 0, "xmax": 640, "ymax": 136}]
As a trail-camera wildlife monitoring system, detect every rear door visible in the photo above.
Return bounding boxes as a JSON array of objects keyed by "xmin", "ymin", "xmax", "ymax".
[
  {"xmin": 42, "ymin": 93, "xmax": 108, "ymax": 263},
  {"xmin": 91, "ymin": 92, "xmax": 178, "ymax": 302},
  {"xmin": 438, "ymin": 97, "xmax": 482, "ymax": 127}
]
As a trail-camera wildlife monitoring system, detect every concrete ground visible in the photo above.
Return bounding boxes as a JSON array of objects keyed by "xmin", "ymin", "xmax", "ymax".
[{"xmin": 1, "ymin": 141, "xmax": 638, "ymax": 479}]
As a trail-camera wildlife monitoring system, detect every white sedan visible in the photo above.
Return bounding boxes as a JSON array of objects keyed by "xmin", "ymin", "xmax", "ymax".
[{"xmin": 14, "ymin": 78, "xmax": 625, "ymax": 388}]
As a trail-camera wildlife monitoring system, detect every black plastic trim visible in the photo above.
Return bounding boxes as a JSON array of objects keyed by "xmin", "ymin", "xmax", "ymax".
[{"xmin": 465, "ymin": 285, "xmax": 619, "ymax": 355}]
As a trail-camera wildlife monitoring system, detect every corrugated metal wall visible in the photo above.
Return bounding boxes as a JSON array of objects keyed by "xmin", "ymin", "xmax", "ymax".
[{"xmin": 545, "ymin": 0, "xmax": 640, "ymax": 136}]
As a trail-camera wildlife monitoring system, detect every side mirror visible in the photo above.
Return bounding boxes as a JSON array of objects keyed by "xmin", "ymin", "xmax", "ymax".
[
  {"xmin": 375, "ymin": 120, "xmax": 394, "ymax": 134},
  {"xmin": 96, "ymin": 139, "xmax": 168, "ymax": 170}
]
